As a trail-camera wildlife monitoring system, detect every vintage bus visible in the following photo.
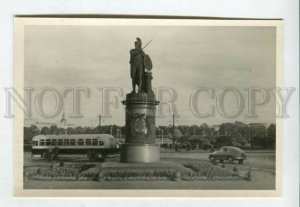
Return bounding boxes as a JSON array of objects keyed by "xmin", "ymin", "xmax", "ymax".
[{"xmin": 31, "ymin": 134, "xmax": 119, "ymax": 161}]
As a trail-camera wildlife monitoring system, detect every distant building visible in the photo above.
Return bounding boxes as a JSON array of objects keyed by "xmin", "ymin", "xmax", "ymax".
[
  {"xmin": 24, "ymin": 113, "xmax": 75, "ymax": 130},
  {"xmin": 57, "ymin": 112, "xmax": 74, "ymax": 130},
  {"xmin": 156, "ymin": 137, "xmax": 173, "ymax": 146},
  {"xmin": 209, "ymin": 125, "xmax": 220, "ymax": 136},
  {"xmin": 60, "ymin": 112, "xmax": 67, "ymax": 124},
  {"xmin": 24, "ymin": 119, "xmax": 52, "ymax": 129}
]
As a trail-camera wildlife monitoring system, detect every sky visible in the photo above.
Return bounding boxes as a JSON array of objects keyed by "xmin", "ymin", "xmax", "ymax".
[{"xmin": 24, "ymin": 25, "xmax": 276, "ymax": 127}]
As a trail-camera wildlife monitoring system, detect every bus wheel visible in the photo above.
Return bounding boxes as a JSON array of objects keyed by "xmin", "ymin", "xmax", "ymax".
[
  {"xmin": 49, "ymin": 153, "xmax": 55, "ymax": 162},
  {"xmin": 50, "ymin": 153, "xmax": 59, "ymax": 161},
  {"xmin": 87, "ymin": 151, "xmax": 98, "ymax": 162},
  {"xmin": 52, "ymin": 147, "xmax": 60, "ymax": 161},
  {"xmin": 98, "ymin": 153, "xmax": 106, "ymax": 162},
  {"xmin": 42, "ymin": 151, "xmax": 50, "ymax": 160}
]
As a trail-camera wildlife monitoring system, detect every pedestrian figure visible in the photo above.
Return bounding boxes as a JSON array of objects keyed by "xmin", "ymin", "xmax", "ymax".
[{"xmin": 210, "ymin": 145, "xmax": 215, "ymax": 153}]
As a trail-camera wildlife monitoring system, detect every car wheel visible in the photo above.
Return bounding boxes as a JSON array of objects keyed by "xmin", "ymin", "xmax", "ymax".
[{"xmin": 210, "ymin": 158, "xmax": 217, "ymax": 165}]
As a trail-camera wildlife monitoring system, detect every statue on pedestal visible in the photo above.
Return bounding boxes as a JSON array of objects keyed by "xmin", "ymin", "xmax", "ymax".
[
  {"xmin": 122, "ymin": 37, "xmax": 159, "ymax": 163},
  {"xmin": 129, "ymin": 37, "xmax": 153, "ymax": 94}
]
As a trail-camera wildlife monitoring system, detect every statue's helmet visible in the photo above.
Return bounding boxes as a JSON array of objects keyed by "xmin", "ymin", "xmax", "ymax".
[{"xmin": 135, "ymin": 37, "xmax": 142, "ymax": 48}]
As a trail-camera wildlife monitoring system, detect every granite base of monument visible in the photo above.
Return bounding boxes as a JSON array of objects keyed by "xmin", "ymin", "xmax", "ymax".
[
  {"xmin": 121, "ymin": 92, "xmax": 160, "ymax": 163},
  {"xmin": 120, "ymin": 143, "xmax": 160, "ymax": 163}
]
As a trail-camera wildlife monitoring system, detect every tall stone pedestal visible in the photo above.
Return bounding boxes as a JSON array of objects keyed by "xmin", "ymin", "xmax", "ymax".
[{"xmin": 121, "ymin": 93, "xmax": 160, "ymax": 163}]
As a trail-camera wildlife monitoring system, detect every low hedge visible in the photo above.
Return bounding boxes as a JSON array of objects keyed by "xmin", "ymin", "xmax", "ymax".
[
  {"xmin": 29, "ymin": 162, "xmax": 245, "ymax": 181},
  {"xmin": 182, "ymin": 162, "xmax": 242, "ymax": 180}
]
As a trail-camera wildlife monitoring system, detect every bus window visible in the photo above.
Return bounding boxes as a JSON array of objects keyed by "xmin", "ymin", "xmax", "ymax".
[
  {"xmin": 64, "ymin": 139, "xmax": 69, "ymax": 146},
  {"xmin": 70, "ymin": 139, "xmax": 76, "ymax": 146},
  {"xmin": 33, "ymin": 141, "xmax": 38, "ymax": 146},
  {"xmin": 99, "ymin": 141, "xmax": 104, "ymax": 146},
  {"xmin": 52, "ymin": 139, "xmax": 57, "ymax": 146},
  {"xmin": 40, "ymin": 139, "xmax": 45, "ymax": 146},
  {"xmin": 58, "ymin": 139, "xmax": 63, "ymax": 146},
  {"xmin": 78, "ymin": 139, "xmax": 84, "ymax": 146},
  {"xmin": 46, "ymin": 139, "xmax": 51, "ymax": 146},
  {"xmin": 86, "ymin": 139, "xmax": 91, "ymax": 146},
  {"xmin": 92, "ymin": 139, "xmax": 98, "ymax": 146}
]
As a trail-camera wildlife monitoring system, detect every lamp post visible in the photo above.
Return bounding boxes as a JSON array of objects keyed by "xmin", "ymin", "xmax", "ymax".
[
  {"xmin": 98, "ymin": 115, "xmax": 101, "ymax": 134},
  {"xmin": 172, "ymin": 114, "xmax": 175, "ymax": 148},
  {"xmin": 248, "ymin": 123, "xmax": 252, "ymax": 147},
  {"xmin": 117, "ymin": 128, "xmax": 120, "ymax": 138},
  {"xmin": 161, "ymin": 128, "xmax": 164, "ymax": 145},
  {"xmin": 158, "ymin": 127, "xmax": 164, "ymax": 145}
]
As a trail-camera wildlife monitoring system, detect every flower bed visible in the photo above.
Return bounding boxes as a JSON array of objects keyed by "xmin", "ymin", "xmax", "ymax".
[
  {"xmin": 182, "ymin": 162, "xmax": 243, "ymax": 181},
  {"xmin": 105, "ymin": 176, "xmax": 169, "ymax": 181},
  {"xmin": 30, "ymin": 166, "xmax": 93, "ymax": 181},
  {"xmin": 30, "ymin": 165, "xmax": 178, "ymax": 181},
  {"xmin": 102, "ymin": 169, "xmax": 175, "ymax": 181},
  {"xmin": 29, "ymin": 162, "xmax": 245, "ymax": 182}
]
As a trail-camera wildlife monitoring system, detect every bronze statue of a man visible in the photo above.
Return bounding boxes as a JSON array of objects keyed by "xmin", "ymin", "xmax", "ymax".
[{"xmin": 130, "ymin": 37, "xmax": 145, "ymax": 93}]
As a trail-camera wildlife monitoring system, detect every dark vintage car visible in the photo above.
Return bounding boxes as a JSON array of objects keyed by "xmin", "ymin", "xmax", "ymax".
[{"xmin": 208, "ymin": 146, "xmax": 247, "ymax": 164}]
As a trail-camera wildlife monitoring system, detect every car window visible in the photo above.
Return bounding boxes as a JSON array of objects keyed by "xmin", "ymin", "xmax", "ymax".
[
  {"xmin": 219, "ymin": 148, "xmax": 223, "ymax": 152},
  {"xmin": 230, "ymin": 149, "xmax": 239, "ymax": 155},
  {"xmin": 230, "ymin": 149, "xmax": 237, "ymax": 154}
]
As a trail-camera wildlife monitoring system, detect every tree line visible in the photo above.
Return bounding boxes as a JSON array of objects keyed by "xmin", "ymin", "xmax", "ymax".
[{"xmin": 24, "ymin": 121, "xmax": 276, "ymax": 149}]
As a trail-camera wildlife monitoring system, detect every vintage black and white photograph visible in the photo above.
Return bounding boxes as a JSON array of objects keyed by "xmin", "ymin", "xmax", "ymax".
[{"xmin": 13, "ymin": 18, "xmax": 283, "ymax": 196}]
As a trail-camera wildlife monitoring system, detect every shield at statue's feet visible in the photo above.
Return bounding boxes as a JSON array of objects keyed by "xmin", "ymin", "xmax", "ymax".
[{"xmin": 144, "ymin": 54, "xmax": 153, "ymax": 70}]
